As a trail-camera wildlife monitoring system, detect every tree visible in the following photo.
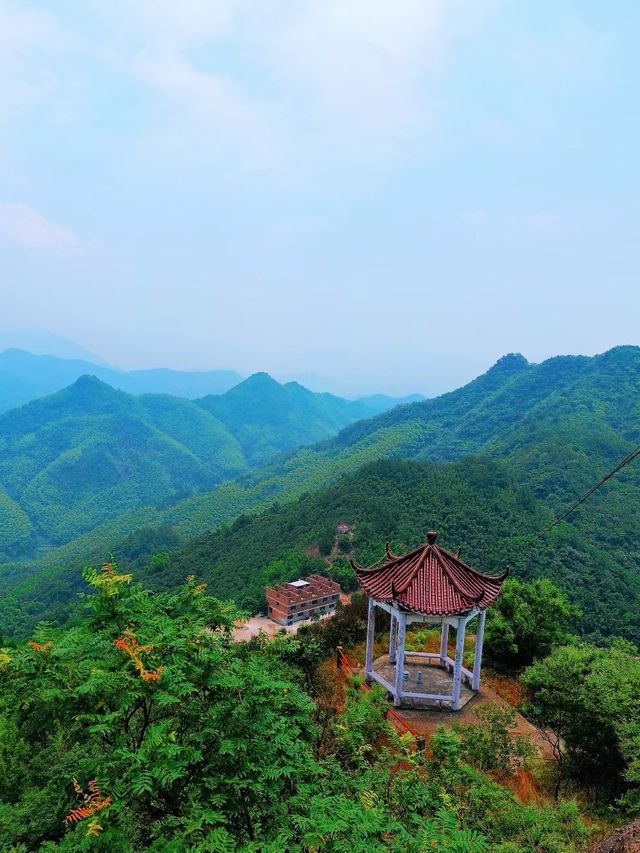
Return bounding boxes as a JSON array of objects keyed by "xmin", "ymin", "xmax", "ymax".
[
  {"xmin": 483, "ymin": 578, "xmax": 580, "ymax": 671},
  {"xmin": 0, "ymin": 566, "xmax": 593, "ymax": 850},
  {"xmin": 454, "ymin": 703, "xmax": 536, "ymax": 780},
  {"xmin": 0, "ymin": 566, "xmax": 319, "ymax": 849},
  {"xmin": 522, "ymin": 640, "xmax": 640, "ymax": 808}
]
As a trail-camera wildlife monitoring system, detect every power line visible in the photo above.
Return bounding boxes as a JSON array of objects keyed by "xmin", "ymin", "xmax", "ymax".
[{"xmin": 512, "ymin": 440, "xmax": 640, "ymax": 557}]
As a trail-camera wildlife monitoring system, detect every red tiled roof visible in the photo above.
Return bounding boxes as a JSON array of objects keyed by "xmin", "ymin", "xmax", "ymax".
[
  {"xmin": 351, "ymin": 531, "xmax": 507, "ymax": 616},
  {"xmin": 265, "ymin": 574, "xmax": 341, "ymax": 604}
]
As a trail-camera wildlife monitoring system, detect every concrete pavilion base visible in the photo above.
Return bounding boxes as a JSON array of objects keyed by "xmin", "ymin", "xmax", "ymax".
[{"xmin": 371, "ymin": 654, "xmax": 476, "ymax": 710}]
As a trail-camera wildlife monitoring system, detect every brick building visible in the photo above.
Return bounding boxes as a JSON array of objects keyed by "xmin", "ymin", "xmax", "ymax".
[{"xmin": 265, "ymin": 574, "xmax": 341, "ymax": 626}]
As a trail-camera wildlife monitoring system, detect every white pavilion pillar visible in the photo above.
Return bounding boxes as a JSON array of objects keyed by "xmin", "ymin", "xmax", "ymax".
[
  {"xmin": 451, "ymin": 616, "xmax": 467, "ymax": 711},
  {"xmin": 364, "ymin": 598, "xmax": 376, "ymax": 682},
  {"xmin": 388, "ymin": 614, "xmax": 397, "ymax": 664},
  {"xmin": 393, "ymin": 611, "xmax": 407, "ymax": 707},
  {"xmin": 472, "ymin": 609, "xmax": 486, "ymax": 691},
  {"xmin": 439, "ymin": 621, "xmax": 449, "ymax": 667}
]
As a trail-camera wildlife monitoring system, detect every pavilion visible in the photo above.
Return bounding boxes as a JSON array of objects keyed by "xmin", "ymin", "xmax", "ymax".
[{"xmin": 352, "ymin": 531, "xmax": 508, "ymax": 710}]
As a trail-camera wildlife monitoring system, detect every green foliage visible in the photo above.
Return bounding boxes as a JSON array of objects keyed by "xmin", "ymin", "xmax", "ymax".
[
  {"xmin": 522, "ymin": 641, "xmax": 640, "ymax": 810},
  {"xmin": 0, "ymin": 568, "xmax": 592, "ymax": 850},
  {"xmin": 3, "ymin": 346, "xmax": 640, "ymax": 643},
  {"xmin": 0, "ymin": 567, "xmax": 318, "ymax": 849},
  {"xmin": 297, "ymin": 594, "xmax": 371, "ymax": 660},
  {"xmin": 427, "ymin": 727, "xmax": 589, "ymax": 852},
  {"xmin": 0, "ymin": 372, "xmax": 390, "ymax": 562},
  {"xmin": 484, "ymin": 578, "xmax": 581, "ymax": 671},
  {"xmin": 454, "ymin": 703, "xmax": 536, "ymax": 779},
  {"xmin": 327, "ymin": 555, "xmax": 358, "ymax": 590}
]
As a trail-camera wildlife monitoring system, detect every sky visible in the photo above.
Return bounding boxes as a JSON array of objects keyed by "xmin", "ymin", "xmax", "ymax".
[{"xmin": 1, "ymin": 0, "xmax": 639, "ymax": 397}]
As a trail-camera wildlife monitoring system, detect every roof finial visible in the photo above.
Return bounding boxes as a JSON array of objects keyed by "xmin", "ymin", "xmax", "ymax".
[{"xmin": 426, "ymin": 530, "xmax": 437, "ymax": 545}]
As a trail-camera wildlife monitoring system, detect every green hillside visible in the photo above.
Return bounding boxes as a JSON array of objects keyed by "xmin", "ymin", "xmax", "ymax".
[
  {"xmin": 0, "ymin": 376, "xmax": 247, "ymax": 553},
  {"xmin": 0, "ymin": 347, "xmax": 639, "ymax": 640},
  {"xmin": 124, "ymin": 455, "xmax": 640, "ymax": 644},
  {"xmin": 197, "ymin": 372, "xmax": 378, "ymax": 465},
  {"xmin": 0, "ymin": 372, "xmax": 411, "ymax": 561},
  {"xmin": 0, "ymin": 486, "xmax": 33, "ymax": 558},
  {"xmin": 106, "ymin": 346, "xmax": 640, "ymax": 545}
]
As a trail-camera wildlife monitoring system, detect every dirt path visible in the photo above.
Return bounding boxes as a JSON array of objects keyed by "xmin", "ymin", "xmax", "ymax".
[
  {"xmin": 394, "ymin": 682, "xmax": 554, "ymax": 761},
  {"xmin": 231, "ymin": 610, "xmax": 339, "ymax": 642}
]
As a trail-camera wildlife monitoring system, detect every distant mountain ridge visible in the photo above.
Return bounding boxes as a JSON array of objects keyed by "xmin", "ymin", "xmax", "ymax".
[
  {"xmin": 0, "ymin": 331, "xmax": 106, "ymax": 363},
  {"xmin": 0, "ymin": 348, "xmax": 244, "ymax": 412},
  {"xmin": 0, "ymin": 348, "xmax": 425, "ymax": 413},
  {"xmin": 1, "ymin": 345, "xmax": 639, "ymax": 639},
  {"xmin": 0, "ymin": 370, "xmax": 417, "ymax": 558},
  {"xmin": 197, "ymin": 372, "xmax": 395, "ymax": 465}
]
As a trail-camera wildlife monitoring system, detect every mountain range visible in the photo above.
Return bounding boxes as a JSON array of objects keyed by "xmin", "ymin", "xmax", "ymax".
[
  {"xmin": 0, "ymin": 348, "xmax": 243, "ymax": 412},
  {"xmin": 0, "ymin": 331, "xmax": 107, "ymax": 364},
  {"xmin": 0, "ymin": 367, "xmax": 421, "ymax": 560},
  {"xmin": 0, "ymin": 348, "xmax": 425, "ymax": 415},
  {"xmin": 0, "ymin": 345, "xmax": 639, "ymax": 641}
]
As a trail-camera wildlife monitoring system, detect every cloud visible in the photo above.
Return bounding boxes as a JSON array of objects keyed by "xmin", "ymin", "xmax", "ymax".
[
  {"xmin": 0, "ymin": 0, "xmax": 496, "ymax": 173},
  {"xmin": 0, "ymin": 1, "xmax": 66, "ymax": 118},
  {"xmin": 88, "ymin": 0, "xmax": 492, "ymax": 167},
  {"xmin": 0, "ymin": 203, "xmax": 81, "ymax": 251},
  {"xmin": 124, "ymin": 0, "xmax": 239, "ymax": 47},
  {"xmin": 131, "ymin": 54, "xmax": 285, "ymax": 169},
  {"xmin": 261, "ymin": 0, "xmax": 447, "ymax": 139},
  {"xmin": 506, "ymin": 20, "xmax": 606, "ymax": 86}
]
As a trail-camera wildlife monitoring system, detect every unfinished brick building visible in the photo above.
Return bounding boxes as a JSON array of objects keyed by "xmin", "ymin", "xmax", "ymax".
[{"xmin": 265, "ymin": 575, "xmax": 341, "ymax": 626}]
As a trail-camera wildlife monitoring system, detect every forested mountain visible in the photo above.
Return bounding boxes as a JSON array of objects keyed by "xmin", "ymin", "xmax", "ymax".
[
  {"xmin": 181, "ymin": 346, "xmax": 640, "ymax": 529},
  {"xmin": 196, "ymin": 372, "xmax": 383, "ymax": 465},
  {"xmin": 0, "ymin": 348, "xmax": 422, "ymax": 415},
  {"xmin": 0, "ymin": 376, "xmax": 247, "ymax": 555},
  {"xmin": 66, "ymin": 345, "xmax": 637, "ymax": 553},
  {"xmin": 0, "ymin": 348, "xmax": 243, "ymax": 411},
  {"xmin": 355, "ymin": 391, "xmax": 425, "ymax": 414},
  {"xmin": 0, "ymin": 372, "xmax": 413, "ymax": 560},
  {"xmin": 0, "ymin": 347, "xmax": 639, "ymax": 640}
]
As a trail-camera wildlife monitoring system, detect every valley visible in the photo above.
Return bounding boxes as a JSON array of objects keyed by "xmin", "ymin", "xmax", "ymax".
[{"xmin": 1, "ymin": 346, "xmax": 638, "ymax": 644}]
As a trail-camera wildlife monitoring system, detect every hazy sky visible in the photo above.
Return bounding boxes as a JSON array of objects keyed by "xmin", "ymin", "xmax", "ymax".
[{"xmin": 1, "ymin": 1, "xmax": 639, "ymax": 396}]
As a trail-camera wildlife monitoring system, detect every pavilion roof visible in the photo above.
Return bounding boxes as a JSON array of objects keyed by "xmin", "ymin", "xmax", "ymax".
[{"xmin": 351, "ymin": 531, "xmax": 508, "ymax": 616}]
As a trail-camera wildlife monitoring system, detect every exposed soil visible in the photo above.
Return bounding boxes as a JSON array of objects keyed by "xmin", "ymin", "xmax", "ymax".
[
  {"xmin": 232, "ymin": 610, "xmax": 337, "ymax": 642},
  {"xmin": 590, "ymin": 822, "xmax": 640, "ymax": 853},
  {"xmin": 342, "ymin": 640, "xmax": 555, "ymax": 762},
  {"xmin": 393, "ymin": 680, "xmax": 555, "ymax": 761}
]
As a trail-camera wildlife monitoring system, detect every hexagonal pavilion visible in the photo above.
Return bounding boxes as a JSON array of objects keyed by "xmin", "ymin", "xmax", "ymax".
[{"xmin": 352, "ymin": 531, "xmax": 508, "ymax": 710}]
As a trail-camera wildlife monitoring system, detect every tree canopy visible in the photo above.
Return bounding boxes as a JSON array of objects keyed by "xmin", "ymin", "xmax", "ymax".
[
  {"xmin": 0, "ymin": 566, "xmax": 592, "ymax": 850},
  {"xmin": 523, "ymin": 641, "xmax": 640, "ymax": 809}
]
